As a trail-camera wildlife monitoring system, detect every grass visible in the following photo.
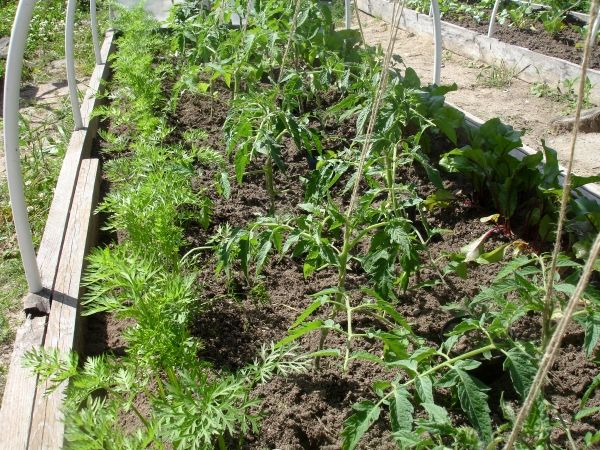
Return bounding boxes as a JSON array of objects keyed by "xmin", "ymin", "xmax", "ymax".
[
  {"xmin": 476, "ymin": 61, "xmax": 520, "ymax": 88},
  {"xmin": 0, "ymin": 0, "xmax": 109, "ymax": 396},
  {"xmin": 0, "ymin": 0, "xmax": 107, "ymax": 82}
]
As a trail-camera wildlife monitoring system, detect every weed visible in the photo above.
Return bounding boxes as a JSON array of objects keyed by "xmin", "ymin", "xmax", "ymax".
[
  {"xmin": 531, "ymin": 77, "xmax": 595, "ymax": 112},
  {"xmin": 477, "ymin": 61, "xmax": 520, "ymax": 89}
]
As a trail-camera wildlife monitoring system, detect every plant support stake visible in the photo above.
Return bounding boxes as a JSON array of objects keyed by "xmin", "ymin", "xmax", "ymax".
[
  {"xmin": 66, "ymin": 0, "xmax": 83, "ymax": 129},
  {"xmin": 3, "ymin": 0, "xmax": 43, "ymax": 293},
  {"xmin": 504, "ymin": 0, "xmax": 600, "ymax": 446},
  {"xmin": 90, "ymin": 0, "xmax": 102, "ymax": 65},
  {"xmin": 431, "ymin": 0, "xmax": 442, "ymax": 84},
  {"xmin": 488, "ymin": 0, "xmax": 502, "ymax": 37}
]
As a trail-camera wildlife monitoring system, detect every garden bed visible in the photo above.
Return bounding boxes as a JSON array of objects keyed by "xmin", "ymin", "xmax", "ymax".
[
  {"xmin": 443, "ymin": 11, "xmax": 600, "ymax": 69},
  {"xmin": 13, "ymin": 2, "xmax": 600, "ymax": 449},
  {"xmin": 358, "ymin": 0, "xmax": 600, "ymax": 104}
]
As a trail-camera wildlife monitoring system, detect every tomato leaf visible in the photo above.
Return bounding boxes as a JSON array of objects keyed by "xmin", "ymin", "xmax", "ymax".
[{"xmin": 341, "ymin": 400, "xmax": 381, "ymax": 450}]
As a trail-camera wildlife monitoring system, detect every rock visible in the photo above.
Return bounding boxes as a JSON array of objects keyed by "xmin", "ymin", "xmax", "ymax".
[
  {"xmin": 551, "ymin": 107, "xmax": 600, "ymax": 134},
  {"xmin": 0, "ymin": 36, "xmax": 9, "ymax": 59}
]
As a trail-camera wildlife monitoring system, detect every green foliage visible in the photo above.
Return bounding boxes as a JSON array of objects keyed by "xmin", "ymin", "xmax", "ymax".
[
  {"xmin": 439, "ymin": 121, "xmax": 575, "ymax": 237},
  {"xmin": 531, "ymin": 77, "xmax": 594, "ymax": 113},
  {"xmin": 100, "ymin": 140, "xmax": 210, "ymax": 261},
  {"xmin": 225, "ymin": 86, "xmax": 320, "ymax": 192},
  {"xmin": 0, "ymin": 0, "xmax": 107, "ymax": 386},
  {"xmin": 156, "ymin": 344, "xmax": 309, "ymax": 449},
  {"xmin": 341, "ymin": 400, "xmax": 381, "ymax": 450},
  {"xmin": 29, "ymin": 1, "xmax": 598, "ymax": 448},
  {"xmin": 25, "ymin": 342, "xmax": 308, "ymax": 449},
  {"xmin": 83, "ymin": 246, "xmax": 201, "ymax": 369},
  {"xmin": 0, "ymin": 0, "xmax": 108, "ymax": 81}
]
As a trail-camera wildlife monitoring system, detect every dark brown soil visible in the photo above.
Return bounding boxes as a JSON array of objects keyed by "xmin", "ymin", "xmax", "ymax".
[
  {"xmin": 83, "ymin": 79, "xmax": 600, "ymax": 448},
  {"xmin": 443, "ymin": 12, "xmax": 600, "ymax": 70}
]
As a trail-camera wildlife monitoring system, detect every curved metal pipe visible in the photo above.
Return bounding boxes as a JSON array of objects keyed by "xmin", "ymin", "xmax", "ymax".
[
  {"xmin": 431, "ymin": 0, "xmax": 442, "ymax": 84},
  {"xmin": 3, "ymin": 0, "xmax": 43, "ymax": 293},
  {"xmin": 90, "ymin": 0, "xmax": 102, "ymax": 64},
  {"xmin": 488, "ymin": 0, "xmax": 502, "ymax": 38},
  {"xmin": 66, "ymin": 0, "xmax": 83, "ymax": 129}
]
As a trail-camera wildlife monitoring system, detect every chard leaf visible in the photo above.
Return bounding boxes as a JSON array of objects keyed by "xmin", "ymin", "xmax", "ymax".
[
  {"xmin": 389, "ymin": 385, "xmax": 413, "ymax": 432},
  {"xmin": 503, "ymin": 347, "xmax": 537, "ymax": 399},
  {"xmin": 454, "ymin": 367, "xmax": 493, "ymax": 441},
  {"xmin": 572, "ymin": 174, "xmax": 600, "ymax": 189},
  {"xmin": 341, "ymin": 400, "xmax": 381, "ymax": 450}
]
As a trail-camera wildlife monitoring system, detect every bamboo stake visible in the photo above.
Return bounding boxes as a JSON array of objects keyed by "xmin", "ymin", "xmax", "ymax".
[
  {"xmin": 540, "ymin": 0, "xmax": 599, "ymax": 350},
  {"xmin": 503, "ymin": 1, "xmax": 600, "ymax": 447}
]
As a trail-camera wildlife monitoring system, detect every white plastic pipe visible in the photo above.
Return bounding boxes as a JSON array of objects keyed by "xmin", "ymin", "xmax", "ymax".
[
  {"xmin": 345, "ymin": 0, "xmax": 351, "ymax": 29},
  {"xmin": 108, "ymin": 1, "xmax": 115, "ymax": 23},
  {"xmin": 90, "ymin": 0, "xmax": 102, "ymax": 65},
  {"xmin": 431, "ymin": 0, "xmax": 442, "ymax": 84},
  {"xmin": 66, "ymin": 0, "xmax": 83, "ymax": 129},
  {"xmin": 3, "ymin": 0, "xmax": 43, "ymax": 293},
  {"xmin": 488, "ymin": 0, "xmax": 502, "ymax": 38},
  {"xmin": 592, "ymin": 12, "xmax": 600, "ymax": 47}
]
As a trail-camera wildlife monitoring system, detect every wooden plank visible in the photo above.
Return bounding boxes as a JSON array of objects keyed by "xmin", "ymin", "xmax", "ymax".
[
  {"xmin": 28, "ymin": 159, "xmax": 101, "ymax": 449},
  {"xmin": 36, "ymin": 29, "xmax": 114, "ymax": 293},
  {"xmin": 0, "ymin": 31, "xmax": 114, "ymax": 450},
  {"xmin": 0, "ymin": 311, "xmax": 47, "ymax": 450}
]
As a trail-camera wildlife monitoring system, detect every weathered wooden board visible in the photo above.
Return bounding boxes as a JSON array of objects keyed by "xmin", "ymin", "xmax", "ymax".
[
  {"xmin": 28, "ymin": 158, "xmax": 101, "ymax": 449},
  {"xmin": 356, "ymin": 0, "xmax": 600, "ymax": 104},
  {"xmin": 0, "ymin": 312, "xmax": 47, "ymax": 450},
  {"xmin": 0, "ymin": 30, "xmax": 115, "ymax": 450},
  {"xmin": 37, "ymin": 29, "xmax": 114, "ymax": 293}
]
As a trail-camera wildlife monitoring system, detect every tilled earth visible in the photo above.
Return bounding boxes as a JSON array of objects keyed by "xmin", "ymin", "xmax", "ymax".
[{"xmin": 84, "ymin": 80, "xmax": 600, "ymax": 448}]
